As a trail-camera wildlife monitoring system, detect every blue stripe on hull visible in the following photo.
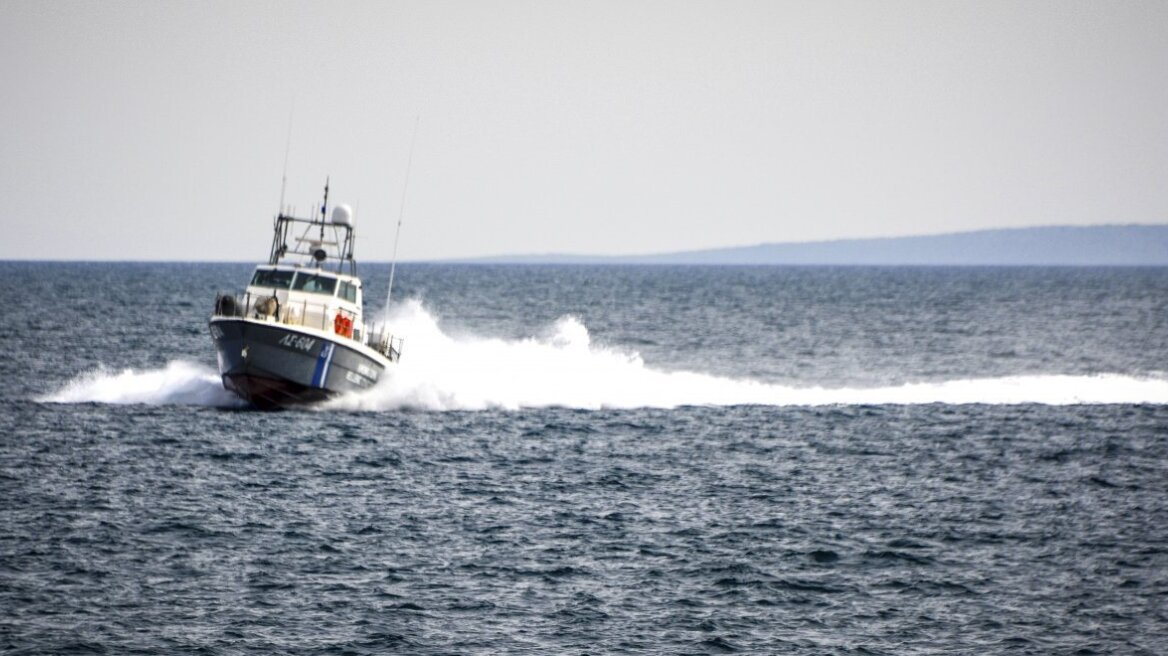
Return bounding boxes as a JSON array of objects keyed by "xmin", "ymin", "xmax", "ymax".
[{"xmin": 311, "ymin": 342, "xmax": 336, "ymax": 388}]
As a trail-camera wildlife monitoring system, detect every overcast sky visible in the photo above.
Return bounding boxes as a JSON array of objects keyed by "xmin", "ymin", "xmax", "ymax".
[{"xmin": 2, "ymin": 0, "xmax": 1166, "ymax": 261}]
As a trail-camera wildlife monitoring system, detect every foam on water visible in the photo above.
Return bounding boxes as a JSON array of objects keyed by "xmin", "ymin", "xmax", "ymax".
[
  {"xmin": 40, "ymin": 300, "xmax": 1168, "ymax": 410},
  {"xmin": 330, "ymin": 300, "xmax": 1168, "ymax": 411},
  {"xmin": 39, "ymin": 360, "xmax": 243, "ymax": 407}
]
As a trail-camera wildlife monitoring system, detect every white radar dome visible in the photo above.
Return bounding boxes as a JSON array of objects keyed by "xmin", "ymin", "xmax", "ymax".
[{"xmin": 331, "ymin": 204, "xmax": 354, "ymax": 227}]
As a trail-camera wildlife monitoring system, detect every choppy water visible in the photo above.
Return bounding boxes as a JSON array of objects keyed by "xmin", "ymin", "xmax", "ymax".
[{"xmin": 2, "ymin": 263, "xmax": 1166, "ymax": 654}]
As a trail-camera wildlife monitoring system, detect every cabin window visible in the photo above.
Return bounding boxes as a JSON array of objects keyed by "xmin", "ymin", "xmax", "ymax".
[
  {"xmin": 339, "ymin": 281, "xmax": 358, "ymax": 303},
  {"xmin": 251, "ymin": 268, "xmax": 294, "ymax": 289},
  {"xmin": 291, "ymin": 272, "xmax": 338, "ymax": 295}
]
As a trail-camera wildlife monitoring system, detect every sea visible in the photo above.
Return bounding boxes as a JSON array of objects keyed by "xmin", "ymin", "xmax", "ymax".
[{"xmin": 1, "ymin": 262, "xmax": 1166, "ymax": 655}]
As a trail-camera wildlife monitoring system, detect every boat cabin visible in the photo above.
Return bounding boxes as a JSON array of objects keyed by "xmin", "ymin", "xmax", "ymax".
[{"xmin": 245, "ymin": 264, "xmax": 365, "ymax": 340}]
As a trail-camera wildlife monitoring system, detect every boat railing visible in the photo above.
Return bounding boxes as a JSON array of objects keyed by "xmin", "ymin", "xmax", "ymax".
[
  {"xmin": 212, "ymin": 291, "xmax": 403, "ymax": 361},
  {"xmin": 363, "ymin": 322, "xmax": 404, "ymax": 362}
]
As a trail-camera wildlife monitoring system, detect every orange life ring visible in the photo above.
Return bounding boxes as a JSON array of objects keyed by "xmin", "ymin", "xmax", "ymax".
[{"xmin": 334, "ymin": 313, "xmax": 346, "ymax": 335}]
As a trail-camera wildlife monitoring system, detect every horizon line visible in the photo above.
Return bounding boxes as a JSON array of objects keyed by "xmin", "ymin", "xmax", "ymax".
[{"xmin": 2, "ymin": 222, "xmax": 1165, "ymax": 264}]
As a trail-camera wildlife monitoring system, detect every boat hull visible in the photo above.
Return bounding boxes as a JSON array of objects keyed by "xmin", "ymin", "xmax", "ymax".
[{"xmin": 209, "ymin": 318, "xmax": 387, "ymax": 409}]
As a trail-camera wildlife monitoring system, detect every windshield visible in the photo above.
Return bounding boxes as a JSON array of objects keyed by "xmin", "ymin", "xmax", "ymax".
[
  {"xmin": 251, "ymin": 268, "xmax": 294, "ymax": 289},
  {"xmin": 291, "ymin": 272, "xmax": 338, "ymax": 296}
]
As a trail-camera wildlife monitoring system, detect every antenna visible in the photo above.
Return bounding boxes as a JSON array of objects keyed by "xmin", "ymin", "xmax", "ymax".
[
  {"xmin": 278, "ymin": 100, "xmax": 294, "ymax": 213},
  {"xmin": 320, "ymin": 177, "xmax": 329, "ymax": 243},
  {"xmin": 386, "ymin": 116, "xmax": 420, "ymax": 311}
]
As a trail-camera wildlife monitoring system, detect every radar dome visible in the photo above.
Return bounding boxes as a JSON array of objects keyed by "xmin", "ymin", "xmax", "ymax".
[{"xmin": 331, "ymin": 204, "xmax": 354, "ymax": 227}]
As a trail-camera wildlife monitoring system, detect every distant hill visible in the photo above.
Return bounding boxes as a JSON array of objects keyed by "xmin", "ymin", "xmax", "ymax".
[{"xmin": 461, "ymin": 225, "xmax": 1168, "ymax": 266}]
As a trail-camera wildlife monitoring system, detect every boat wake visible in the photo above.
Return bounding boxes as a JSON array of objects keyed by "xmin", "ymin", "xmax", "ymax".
[
  {"xmin": 327, "ymin": 300, "xmax": 1168, "ymax": 410},
  {"xmin": 40, "ymin": 300, "xmax": 1168, "ymax": 410}
]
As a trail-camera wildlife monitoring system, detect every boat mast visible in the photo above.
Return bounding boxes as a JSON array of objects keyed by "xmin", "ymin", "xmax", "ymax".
[{"xmin": 268, "ymin": 177, "xmax": 358, "ymax": 275}]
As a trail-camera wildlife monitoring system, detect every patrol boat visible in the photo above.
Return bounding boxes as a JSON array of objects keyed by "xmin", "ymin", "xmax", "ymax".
[{"xmin": 209, "ymin": 181, "xmax": 402, "ymax": 409}]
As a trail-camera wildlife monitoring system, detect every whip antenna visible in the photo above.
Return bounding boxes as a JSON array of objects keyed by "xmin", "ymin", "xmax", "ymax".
[
  {"xmin": 278, "ymin": 100, "xmax": 294, "ymax": 213},
  {"xmin": 386, "ymin": 116, "xmax": 420, "ymax": 311}
]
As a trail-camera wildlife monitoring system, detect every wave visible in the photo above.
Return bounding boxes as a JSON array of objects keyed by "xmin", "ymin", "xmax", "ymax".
[{"xmin": 40, "ymin": 300, "xmax": 1168, "ymax": 410}]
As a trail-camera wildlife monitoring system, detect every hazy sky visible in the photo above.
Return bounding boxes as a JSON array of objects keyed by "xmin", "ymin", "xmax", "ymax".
[{"xmin": 2, "ymin": 0, "xmax": 1166, "ymax": 261}]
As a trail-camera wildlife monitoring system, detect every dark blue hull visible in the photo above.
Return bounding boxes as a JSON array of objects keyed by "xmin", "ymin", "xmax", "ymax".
[{"xmin": 209, "ymin": 318, "xmax": 386, "ymax": 409}]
